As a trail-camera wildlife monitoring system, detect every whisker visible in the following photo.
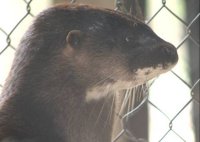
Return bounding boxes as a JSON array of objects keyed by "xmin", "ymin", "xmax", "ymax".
[
  {"xmin": 137, "ymin": 85, "xmax": 143, "ymax": 103},
  {"xmin": 94, "ymin": 94, "xmax": 109, "ymax": 126},
  {"xmin": 91, "ymin": 69, "xmax": 122, "ymax": 87},
  {"xmin": 88, "ymin": 100, "xmax": 99, "ymax": 120},
  {"xmin": 88, "ymin": 82, "xmax": 110, "ymax": 121},
  {"xmin": 130, "ymin": 86, "xmax": 138, "ymax": 108},
  {"xmin": 127, "ymin": 89, "xmax": 132, "ymax": 117},
  {"xmin": 109, "ymin": 93, "xmax": 116, "ymax": 121},
  {"xmin": 118, "ymin": 89, "xmax": 131, "ymax": 117},
  {"xmin": 122, "ymin": 83, "xmax": 150, "ymax": 120},
  {"xmin": 131, "ymin": 88, "xmax": 136, "ymax": 111},
  {"xmin": 104, "ymin": 91, "xmax": 115, "ymax": 128}
]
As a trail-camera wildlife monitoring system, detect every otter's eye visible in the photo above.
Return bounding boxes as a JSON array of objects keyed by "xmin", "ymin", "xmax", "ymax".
[{"xmin": 125, "ymin": 36, "xmax": 134, "ymax": 43}]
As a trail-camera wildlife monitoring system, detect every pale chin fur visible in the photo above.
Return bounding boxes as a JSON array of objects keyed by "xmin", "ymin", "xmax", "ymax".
[{"xmin": 85, "ymin": 63, "xmax": 173, "ymax": 102}]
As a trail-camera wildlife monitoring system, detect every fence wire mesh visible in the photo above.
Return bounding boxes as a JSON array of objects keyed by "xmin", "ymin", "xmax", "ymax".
[{"xmin": 0, "ymin": 0, "xmax": 199, "ymax": 142}]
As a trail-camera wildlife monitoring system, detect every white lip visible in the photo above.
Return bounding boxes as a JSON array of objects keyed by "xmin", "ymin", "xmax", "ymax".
[
  {"xmin": 134, "ymin": 63, "xmax": 174, "ymax": 82},
  {"xmin": 85, "ymin": 63, "xmax": 174, "ymax": 102}
]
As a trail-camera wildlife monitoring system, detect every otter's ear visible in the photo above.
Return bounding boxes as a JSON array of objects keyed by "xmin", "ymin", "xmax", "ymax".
[{"xmin": 66, "ymin": 30, "xmax": 83, "ymax": 48}]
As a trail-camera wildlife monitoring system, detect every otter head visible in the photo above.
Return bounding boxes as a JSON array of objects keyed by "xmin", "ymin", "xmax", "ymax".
[
  {"xmin": 54, "ymin": 5, "xmax": 178, "ymax": 100},
  {"xmin": 19, "ymin": 5, "xmax": 177, "ymax": 101}
]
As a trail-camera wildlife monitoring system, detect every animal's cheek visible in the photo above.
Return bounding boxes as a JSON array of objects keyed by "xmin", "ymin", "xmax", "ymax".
[
  {"xmin": 98, "ymin": 57, "xmax": 131, "ymax": 81},
  {"xmin": 62, "ymin": 46, "xmax": 75, "ymax": 57},
  {"xmin": 74, "ymin": 54, "xmax": 90, "ymax": 67}
]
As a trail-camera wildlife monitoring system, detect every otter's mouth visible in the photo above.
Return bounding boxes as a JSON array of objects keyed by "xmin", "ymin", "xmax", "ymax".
[
  {"xmin": 133, "ymin": 62, "xmax": 175, "ymax": 83},
  {"xmin": 85, "ymin": 52, "xmax": 177, "ymax": 103},
  {"xmin": 85, "ymin": 62, "xmax": 174, "ymax": 102}
]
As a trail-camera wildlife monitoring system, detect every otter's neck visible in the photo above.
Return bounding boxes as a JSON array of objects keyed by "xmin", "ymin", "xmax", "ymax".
[{"xmin": 3, "ymin": 69, "xmax": 114, "ymax": 142}]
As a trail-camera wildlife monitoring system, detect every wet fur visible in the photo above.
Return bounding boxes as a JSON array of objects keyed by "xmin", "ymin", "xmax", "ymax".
[{"xmin": 0, "ymin": 4, "xmax": 178, "ymax": 142}]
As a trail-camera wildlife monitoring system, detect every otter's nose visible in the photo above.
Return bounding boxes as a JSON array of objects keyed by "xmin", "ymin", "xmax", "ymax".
[
  {"xmin": 159, "ymin": 43, "xmax": 178, "ymax": 65},
  {"xmin": 140, "ymin": 34, "xmax": 178, "ymax": 66}
]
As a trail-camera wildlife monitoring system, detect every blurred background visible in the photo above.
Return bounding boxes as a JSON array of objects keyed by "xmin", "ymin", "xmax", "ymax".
[{"xmin": 0, "ymin": 0, "xmax": 199, "ymax": 141}]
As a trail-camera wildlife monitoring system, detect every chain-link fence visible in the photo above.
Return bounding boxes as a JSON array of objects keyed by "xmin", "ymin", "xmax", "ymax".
[
  {"xmin": 146, "ymin": 1, "xmax": 199, "ymax": 141},
  {"xmin": 0, "ymin": 0, "xmax": 199, "ymax": 142}
]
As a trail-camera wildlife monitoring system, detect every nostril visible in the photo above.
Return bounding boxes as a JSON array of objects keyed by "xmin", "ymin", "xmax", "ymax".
[
  {"xmin": 163, "ymin": 45, "xmax": 174, "ymax": 55},
  {"xmin": 160, "ymin": 43, "xmax": 175, "ymax": 53},
  {"xmin": 160, "ymin": 43, "xmax": 178, "ymax": 63}
]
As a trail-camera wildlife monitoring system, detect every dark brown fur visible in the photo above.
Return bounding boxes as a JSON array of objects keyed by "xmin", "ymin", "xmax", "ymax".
[{"xmin": 0, "ymin": 4, "xmax": 178, "ymax": 142}]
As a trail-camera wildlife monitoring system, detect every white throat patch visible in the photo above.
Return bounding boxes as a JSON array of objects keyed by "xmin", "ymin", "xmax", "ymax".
[{"xmin": 85, "ymin": 64, "xmax": 172, "ymax": 102}]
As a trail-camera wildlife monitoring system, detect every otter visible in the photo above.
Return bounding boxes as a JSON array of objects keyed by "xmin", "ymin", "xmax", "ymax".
[{"xmin": 0, "ymin": 4, "xmax": 178, "ymax": 142}]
